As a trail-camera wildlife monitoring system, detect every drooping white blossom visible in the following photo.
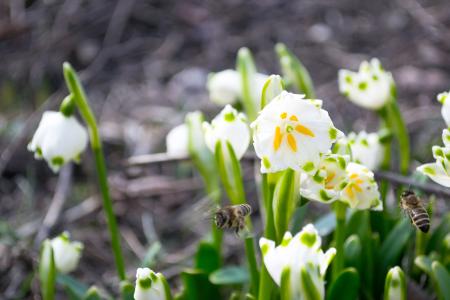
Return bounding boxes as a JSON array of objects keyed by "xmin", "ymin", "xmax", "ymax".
[
  {"xmin": 134, "ymin": 268, "xmax": 171, "ymax": 300},
  {"xmin": 338, "ymin": 58, "xmax": 394, "ymax": 110},
  {"xmin": 203, "ymin": 105, "xmax": 250, "ymax": 160},
  {"xmin": 50, "ymin": 232, "xmax": 83, "ymax": 274},
  {"xmin": 340, "ymin": 162, "xmax": 382, "ymax": 210},
  {"xmin": 166, "ymin": 124, "xmax": 189, "ymax": 157},
  {"xmin": 28, "ymin": 111, "xmax": 88, "ymax": 172},
  {"xmin": 347, "ymin": 131, "xmax": 384, "ymax": 171},
  {"xmin": 437, "ymin": 91, "xmax": 450, "ymax": 127},
  {"xmin": 259, "ymin": 224, "xmax": 336, "ymax": 300},
  {"xmin": 251, "ymin": 91, "xmax": 343, "ymax": 173},
  {"xmin": 417, "ymin": 129, "xmax": 450, "ymax": 187}
]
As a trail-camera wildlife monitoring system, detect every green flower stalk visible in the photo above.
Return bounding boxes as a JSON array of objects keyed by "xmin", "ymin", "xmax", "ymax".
[
  {"xmin": 63, "ymin": 62, "xmax": 126, "ymax": 280},
  {"xmin": 332, "ymin": 201, "xmax": 347, "ymax": 280}
]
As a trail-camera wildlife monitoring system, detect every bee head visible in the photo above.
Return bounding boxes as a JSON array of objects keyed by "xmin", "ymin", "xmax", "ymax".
[{"xmin": 401, "ymin": 190, "xmax": 414, "ymax": 198}]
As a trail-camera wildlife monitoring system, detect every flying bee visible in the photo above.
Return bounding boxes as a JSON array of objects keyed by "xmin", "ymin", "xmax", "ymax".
[
  {"xmin": 214, "ymin": 204, "xmax": 252, "ymax": 235},
  {"xmin": 400, "ymin": 190, "xmax": 430, "ymax": 233}
]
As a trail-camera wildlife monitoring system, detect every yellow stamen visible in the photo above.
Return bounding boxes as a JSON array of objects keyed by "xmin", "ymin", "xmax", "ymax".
[
  {"xmin": 349, "ymin": 173, "xmax": 359, "ymax": 179},
  {"xmin": 345, "ymin": 185, "xmax": 354, "ymax": 199},
  {"xmin": 325, "ymin": 172, "xmax": 335, "ymax": 189},
  {"xmin": 273, "ymin": 126, "xmax": 283, "ymax": 151},
  {"xmin": 353, "ymin": 184, "xmax": 362, "ymax": 193},
  {"xmin": 287, "ymin": 133, "xmax": 297, "ymax": 152},
  {"xmin": 354, "ymin": 179, "xmax": 364, "ymax": 185},
  {"xmin": 280, "ymin": 112, "xmax": 287, "ymax": 119},
  {"xmin": 289, "ymin": 115, "xmax": 298, "ymax": 121},
  {"xmin": 295, "ymin": 124, "xmax": 315, "ymax": 137}
]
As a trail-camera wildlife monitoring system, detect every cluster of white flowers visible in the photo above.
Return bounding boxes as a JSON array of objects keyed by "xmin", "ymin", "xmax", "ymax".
[
  {"xmin": 50, "ymin": 232, "xmax": 83, "ymax": 274},
  {"xmin": 134, "ymin": 267, "xmax": 171, "ymax": 300},
  {"xmin": 259, "ymin": 224, "xmax": 335, "ymax": 299},
  {"xmin": 28, "ymin": 111, "xmax": 88, "ymax": 172},
  {"xmin": 338, "ymin": 58, "xmax": 394, "ymax": 110},
  {"xmin": 417, "ymin": 129, "xmax": 450, "ymax": 187},
  {"xmin": 207, "ymin": 69, "xmax": 268, "ymax": 107}
]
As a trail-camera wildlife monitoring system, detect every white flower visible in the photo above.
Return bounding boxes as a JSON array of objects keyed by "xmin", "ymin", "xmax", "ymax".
[
  {"xmin": 207, "ymin": 69, "xmax": 268, "ymax": 107},
  {"xmin": 134, "ymin": 268, "xmax": 171, "ymax": 300},
  {"xmin": 300, "ymin": 154, "xmax": 349, "ymax": 204},
  {"xmin": 260, "ymin": 224, "xmax": 336, "ymax": 300},
  {"xmin": 340, "ymin": 162, "xmax": 382, "ymax": 210},
  {"xmin": 417, "ymin": 129, "xmax": 450, "ymax": 187},
  {"xmin": 437, "ymin": 91, "xmax": 450, "ymax": 127},
  {"xmin": 50, "ymin": 232, "xmax": 83, "ymax": 274},
  {"xmin": 251, "ymin": 91, "xmax": 343, "ymax": 173},
  {"xmin": 338, "ymin": 58, "xmax": 394, "ymax": 110},
  {"xmin": 347, "ymin": 131, "xmax": 384, "ymax": 170},
  {"xmin": 203, "ymin": 105, "xmax": 250, "ymax": 159},
  {"xmin": 261, "ymin": 74, "xmax": 284, "ymax": 107},
  {"xmin": 28, "ymin": 111, "xmax": 88, "ymax": 172},
  {"xmin": 207, "ymin": 70, "xmax": 241, "ymax": 105},
  {"xmin": 166, "ymin": 124, "xmax": 189, "ymax": 157},
  {"xmin": 384, "ymin": 267, "xmax": 406, "ymax": 300}
]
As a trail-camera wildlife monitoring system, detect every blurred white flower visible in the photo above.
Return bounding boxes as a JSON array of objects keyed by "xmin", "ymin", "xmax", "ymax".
[
  {"xmin": 338, "ymin": 58, "xmax": 394, "ymax": 110},
  {"xmin": 251, "ymin": 91, "xmax": 342, "ymax": 173},
  {"xmin": 207, "ymin": 69, "xmax": 268, "ymax": 107},
  {"xmin": 417, "ymin": 129, "xmax": 450, "ymax": 187},
  {"xmin": 261, "ymin": 74, "xmax": 284, "ymax": 107},
  {"xmin": 384, "ymin": 266, "xmax": 406, "ymax": 300},
  {"xmin": 166, "ymin": 124, "xmax": 189, "ymax": 157},
  {"xmin": 134, "ymin": 268, "xmax": 171, "ymax": 300},
  {"xmin": 28, "ymin": 111, "xmax": 88, "ymax": 172},
  {"xmin": 437, "ymin": 91, "xmax": 450, "ymax": 127},
  {"xmin": 203, "ymin": 105, "xmax": 250, "ymax": 159},
  {"xmin": 207, "ymin": 69, "xmax": 241, "ymax": 105},
  {"xmin": 347, "ymin": 131, "xmax": 383, "ymax": 171},
  {"xmin": 340, "ymin": 162, "xmax": 382, "ymax": 210},
  {"xmin": 300, "ymin": 154, "xmax": 349, "ymax": 204},
  {"xmin": 260, "ymin": 224, "xmax": 336, "ymax": 300},
  {"xmin": 50, "ymin": 232, "xmax": 83, "ymax": 274}
]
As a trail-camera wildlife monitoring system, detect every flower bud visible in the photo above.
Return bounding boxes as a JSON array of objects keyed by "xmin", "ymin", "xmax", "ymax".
[
  {"xmin": 166, "ymin": 124, "xmax": 188, "ymax": 157},
  {"xmin": 384, "ymin": 266, "xmax": 406, "ymax": 300},
  {"xmin": 203, "ymin": 105, "xmax": 250, "ymax": 160},
  {"xmin": 50, "ymin": 232, "xmax": 83, "ymax": 274},
  {"xmin": 28, "ymin": 111, "xmax": 88, "ymax": 172},
  {"xmin": 261, "ymin": 74, "xmax": 284, "ymax": 108},
  {"xmin": 134, "ymin": 268, "xmax": 171, "ymax": 300},
  {"xmin": 207, "ymin": 70, "xmax": 241, "ymax": 105}
]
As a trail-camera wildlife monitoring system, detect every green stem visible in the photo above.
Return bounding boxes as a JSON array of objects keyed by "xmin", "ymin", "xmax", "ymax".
[
  {"xmin": 332, "ymin": 202, "xmax": 347, "ymax": 280},
  {"xmin": 63, "ymin": 62, "xmax": 126, "ymax": 280},
  {"xmin": 262, "ymin": 173, "xmax": 276, "ymax": 240},
  {"xmin": 244, "ymin": 237, "xmax": 260, "ymax": 296},
  {"xmin": 415, "ymin": 230, "xmax": 426, "ymax": 258}
]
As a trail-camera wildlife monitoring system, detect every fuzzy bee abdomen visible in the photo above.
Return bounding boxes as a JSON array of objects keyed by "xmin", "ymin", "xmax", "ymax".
[{"xmin": 409, "ymin": 207, "xmax": 430, "ymax": 233}]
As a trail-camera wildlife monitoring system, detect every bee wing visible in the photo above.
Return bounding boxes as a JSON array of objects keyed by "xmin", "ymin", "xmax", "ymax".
[{"xmin": 179, "ymin": 194, "xmax": 220, "ymax": 225}]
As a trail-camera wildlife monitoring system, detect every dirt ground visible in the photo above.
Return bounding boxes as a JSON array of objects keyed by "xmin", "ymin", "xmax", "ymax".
[{"xmin": 1, "ymin": 0, "xmax": 450, "ymax": 298}]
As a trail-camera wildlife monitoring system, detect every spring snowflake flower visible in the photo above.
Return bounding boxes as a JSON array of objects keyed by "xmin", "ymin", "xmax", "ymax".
[
  {"xmin": 166, "ymin": 124, "xmax": 189, "ymax": 157},
  {"xmin": 384, "ymin": 266, "xmax": 406, "ymax": 300},
  {"xmin": 259, "ymin": 224, "xmax": 336, "ymax": 300},
  {"xmin": 28, "ymin": 111, "xmax": 88, "ymax": 172},
  {"xmin": 417, "ymin": 129, "xmax": 450, "ymax": 187},
  {"xmin": 50, "ymin": 232, "xmax": 83, "ymax": 274},
  {"xmin": 437, "ymin": 91, "xmax": 450, "ymax": 127},
  {"xmin": 207, "ymin": 69, "xmax": 268, "ymax": 106},
  {"xmin": 203, "ymin": 105, "xmax": 250, "ymax": 159},
  {"xmin": 300, "ymin": 154, "xmax": 350, "ymax": 203},
  {"xmin": 347, "ymin": 131, "xmax": 384, "ymax": 171},
  {"xmin": 338, "ymin": 58, "xmax": 394, "ymax": 110},
  {"xmin": 251, "ymin": 91, "xmax": 343, "ymax": 173},
  {"xmin": 134, "ymin": 268, "xmax": 171, "ymax": 300},
  {"xmin": 340, "ymin": 162, "xmax": 382, "ymax": 210}
]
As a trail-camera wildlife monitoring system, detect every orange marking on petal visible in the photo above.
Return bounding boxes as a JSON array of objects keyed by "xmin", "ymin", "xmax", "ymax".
[
  {"xmin": 345, "ymin": 185, "xmax": 354, "ymax": 199},
  {"xmin": 295, "ymin": 124, "xmax": 315, "ymax": 137},
  {"xmin": 353, "ymin": 184, "xmax": 362, "ymax": 193},
  {"xmin": 325, "ymin": 172, "xmax": 335, "ymax": 185},
  {"xmin": 354, "ymin": 179, "xmax": 364, "ymax": 185},
  {"xmin": 289, "ymin": 115, "xmax": 298, "ymax": 122},
  {"xmin": 287, "ymin": 133, "xmax": 297, "ymax": 152},
  {"xmin": 273, "ymin": 126, "xmax": 283, "ymax": 151},
  {"xmin": 280, "ymin": 112, "xmax": 287, "ymax": 119},
  {"xmin": 349, "ymin": 173, "xmax": 359, "ymax": 179}
]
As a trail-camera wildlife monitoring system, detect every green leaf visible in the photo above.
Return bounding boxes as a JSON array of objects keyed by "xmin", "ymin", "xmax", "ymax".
[
  {"xmin": 344, "ymin": 235, "xmax": 362, "ymax": 272},
  {"xmin": 181, "ymin": 269, "xmax": 221, "ymax": 300},
  {"xmin": 379, "ymin": 219, "xmax": 413, "ymax": 275},
  {"xmin": 209, "ymin": 266, "xmax": 249, "ymax": 285},
  {"xmin": 301, "ymin": 267, "xmax": 322, "ymax": 300},
  {"xmin": 186, "ymin": 112, "xmax": 220, "ymax": 204},
  {"xmin": 237, "ymin": 47, "xmax": 258, "ymax": 121},
  {"xmin": 432, "ymin": 261, "xmax": 450, "ymax": 300},
  {"xmin": 272, "ymin": 169, "xmax": 299, "ymax": 242},
  {"xmin": 280, "ymin": 268, "xmax": 291, "ymax": 300},
  {"xmin": 275, "ymin": 43, "xmax": 315, "ymax": 99},
  {"xmin": 326, "ymin": 268, "xmax": 360, "ymax": 300},
  {"xmin": 119, "ymin": 280, "xmax": 134, "ymax": 300},
  {"xmin": 57, "ymin": 274, "xmax": 89, "ymax": 300},
  {"xmin": 195, "ymin": 241, "xmax": 221, "ymax": 274},
  {"xmin": 39, "ymin": 240, "xmax": 56, "ymax": 300},
  {"xmin": 414, "ymin": 255, "xmax": 433, "ymax": 274},
  {"xmin": 427, "ymin": 213, "xmax": 450, "ymax": 253},
  {"xmin": 383, "ymin": 266, "xmax": 406, "ymax": 300},
  {"xmin": 142, "ymin": 242, "xmax": 162, "ymax": 268}
]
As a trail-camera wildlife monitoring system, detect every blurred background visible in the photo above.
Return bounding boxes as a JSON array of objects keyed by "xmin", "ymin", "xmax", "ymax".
[{"xmin": 1, "ymin": 0, "xmax": 449, "ymax": 298}]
